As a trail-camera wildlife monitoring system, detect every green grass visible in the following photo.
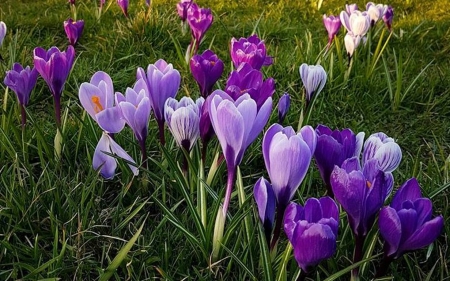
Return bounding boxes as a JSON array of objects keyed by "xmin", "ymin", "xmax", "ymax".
[{"xmin": 0, "ymin": 0, "xmax": 449, "ymax": 280}]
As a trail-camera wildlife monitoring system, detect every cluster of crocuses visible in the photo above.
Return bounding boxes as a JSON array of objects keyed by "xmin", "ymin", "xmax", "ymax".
[
  {"xmin": 323, "ymin": 2, "xmax": 394, "ymax": 56},
  {"xmin": 176, "ymin": 0, "xmax": 213, "ymax": 54},
  {"xmin": 254, "ymin": 124, "xmax": 443, "ymax": 279}
]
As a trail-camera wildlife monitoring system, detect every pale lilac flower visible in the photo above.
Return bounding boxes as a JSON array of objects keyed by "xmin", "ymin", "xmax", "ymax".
[{"xmin": 299, "ymin": 63, "xmax": 327, "ymax": 102}]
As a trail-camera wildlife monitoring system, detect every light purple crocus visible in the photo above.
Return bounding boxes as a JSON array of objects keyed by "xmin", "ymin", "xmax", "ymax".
[
  {"xmin": 116, "ymin": 79, "xmax": 152, "ymax": 165},
  {"xmin": 277, "ymin": 92, "xmax": 290, "ymax": 124},
  {"xmin": 137, "ymin": 59, "xmax": 181, "ymax": 144},
  {"xmin": 117, "ymin": 0, "xmax": 129, "ymax": 17},
  {"xmin": 187, "ymin": 6, "xmax": 213, "ymax": 52},
  {"xmin": 164, "ymin": 96, "xmax": 204, "ymax": 151},
  {"xmin": 64, "ymin": 18, "xmax": 84, "ymax": 46},
  {"xmin": 3, "ymin": 63, "xmax": 39, "ymax": 126},
  {"xmin": 345, "ymin": 4, "xmax": 358, "ymax": 15},
  {"xmin": 230, "ymin": 34, "xmax": 273, "ymax": 70},
  {"xmin": 284, "ymin": 197, "xmax": 339, "ymax": 273},
  {"xmin": 340, "ymin": 10, "xmax": 371, "ymax": 37},
  {"xmin": 383, "ymin": 6, "xmax": 394, "ymax": 31},
  {"xmin": 299, "ymin": 63, "xmax": 327, "ymax": 103},
  {"xmin": 34, "ymin": 45, "xmax": 75, "ymax": 126},
  {"xmin": 79, "ymin": 71, "xmax": 125, "ymax": 133},
  {"xmin": 362, "ymin": 132, "xmax": 402, "ymax": 172},
  {"xmin": 314, "ymin": 125, "xmax": 365, "ymax": 196},
  {"xmin": 366, "ymin": 2, "xmax": 388, "ymax": 26},
  {"xmin": 263, "ymin": 124, "xmax": 316, "ymax": 209},
  {"xmin": 344, "ymin": 33, "xmax": 361, "ymax": 58},
  {"xmin": 93, "ymin": 132, "xmax": 139, "ymax": 179},
  {"xmin": 323, "ymin": 15, "xmax": 341, "ymax": 47},
  {"xmin": 209, "ymin": 90, "xmax": 272, "ymax": 216},
  {"xmin": 225, "ymin": 63, "xmax": 275, "ymax": 109},
  {"xmin": 254, "ymin": 177, "xmax": 276, "ymax": 244},
  {"xmin": 0, "ymin": 21, "xmax": 6, "ymax": 48},
  {"xmin": 190, "ymin": 49, "xmax": 224, "ymax": 98}
]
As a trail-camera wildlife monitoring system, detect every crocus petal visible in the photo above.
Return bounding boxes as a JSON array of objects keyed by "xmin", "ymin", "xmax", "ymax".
[
  {"xmin": 373, "ymin": 142, "xmax": 402, "ymax": 172},
  {"xmin": 401, "ymin": 216, "xmax": 444, "ymax": 254},
  {"xmin": 379, "ymin": 206, "xmax": 402, "ymax": 256},
  {"xmin": 96, "ymin": 107, "xmax": 125, "ymax": 133},
  {"xmin": 254, "ymin": 177, "xmax": 276, "ymax": 230},
  {"xmin": 390, "ymin": 178, "xmax": 422, "ymax": 210},
  {"xmin": 93, "ymin": 134, "xmax": 116, "ymax": 179}
]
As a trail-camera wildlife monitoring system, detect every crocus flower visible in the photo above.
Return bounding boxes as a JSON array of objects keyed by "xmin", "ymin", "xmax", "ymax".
[
  {"xmin": 116, "ymin": 79, "xmax": 152, "ymax": 163},
  {"xmin": 176, "ymin": 0, "xmax": 197, "ymax": 22},
  {"xmin": 345, "ymin": 4, "xmax": 358, "ymax": 15},
  {"xmin": 3, "ymin": 63, "xmax": 39, "ymax": 126},
  {"xmin": 187, "ymin": 6, "xmax": 213, "ymax": 52},
  {"xmin": 93, "ymin": 132, "xmax": 139, "ymax": 179},
  {"xmin": 362, "ymin": 132, "xmax": 402, "ymax": 173},
  {"xmin": 253, "ymin": 177, "xmax": 276, "ymax": 242},
  {"xmin": 100, "ymin": 0, "xmax": 106, "ymax": 8},
  {"xmin": 117, "ymin": 0, "xmax": 129, "ymax": 17},
  {"xmin": 0, "ymin": 21, "xmax": 6, "ymax": 48},
  {"xmin": 230, "ymin": 34, "xmax": 273, "ymax": 70},
  {"xmin": 277, "ymin": 92, "xmax": 290, "ymax": 124},
  {"xmin": 137, "ymin": 59, "xmax": 181, "ymax": 144},
  {"xmin": 164, "ymin": 96, "xmax": 204, "ymax": 151},
  {"xmin": 263, "ymin": 124, "xmax": 316, "ymax": 208},
  {"xmin": 209, "ymin": 90, "xmax": 272, "ymax": 215},
  {"xmin": 323, "ymin": 15, "xmax": 341, "ymax": 47},
  {"xmin": 190, "ymin": 49, "xmax": 224, "ymax": 98},
  {"xmin": 284, "ymin": 197, "xmax": 339, "ymax": 273},
  {"xmin": 68, "ymin": 0, "xmax": 75, "ymax": 5},
  {"xmin": 366, "ymin": 2, "xmax": 388, "ymax": 26},
  {"xmin": 344, "ymin": 33, "xmax": 361, "ymax": 58},
  {"xmin": 340, "ymin": 10, "xmax": 371, "ymax": 37},
  {"xmin": 225, "ymin": 63, "xmax": 275, "ymax": 108},
  {"xmin": 145, "ymin": 0, "xmax": 150, "ymax": 6},
  {"xmin": 379, "ymin": 178, "xmax": 444, "ymax": 260},
  {"xmin": 79, "ymin": 71, "xmax": 125, "ymax": 133},
  {"xmin": 314, "ymin": 125, "xmax": 365, "ymax": 195},
  {"xmin": 383, "ymin": 6, "xmax": 394, "ymax": 31},
  {"xmin": 34, "ymin": 46, "xmax": 75, "ymax": 126},
  {"xmin": 64, "ymin": 18, "xmax": 84, "ymax": 45},
  {"xmin": 299, "ymin": 63, "xmax": 327, "ymax": 102},
  {"xmin": 199, "ymin": 95, "xmax": 214, "ymax": 147}
]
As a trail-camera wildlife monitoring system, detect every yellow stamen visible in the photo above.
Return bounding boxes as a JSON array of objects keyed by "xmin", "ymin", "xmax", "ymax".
[
  {"xmin": 91, "ymin": 96, "xmax": 104, "ymax": 113},
  {"xmin": 366, "ymin": 181, "xmax": 372, "ymax": 188}
]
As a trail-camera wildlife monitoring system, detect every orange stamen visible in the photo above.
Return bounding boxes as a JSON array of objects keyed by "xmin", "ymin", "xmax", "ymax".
[
  {"xmin": 366, "ymin": 181, "xmax": 372, "ymax": 188},
  {"xmin": 91, "ymin": 96, "xmax": 104, "ymax": 113}
]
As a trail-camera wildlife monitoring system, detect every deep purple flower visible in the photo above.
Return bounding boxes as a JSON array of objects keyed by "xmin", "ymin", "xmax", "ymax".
[
  {"xmin": 117, "ymin": 0, "xmax": 129, "ymax": 17},
  {"xmin": 383, "ymin": 6, "xmax": 394, "ymax": 31},
  {"xmin": 209, "ymin": 90, "xmax": 272, "ymax": 215},
  {"xmin": 299, "ymin": 63, "xmax": 327, "ymax": 102},
  {"xmin": 34, "ymin": 45, "xmax": 75, "ymax": 126},
  {"xmin": 284, "ymin": 197, "xmax": 339, "ymax": 273},
  {"xmin": 0, "ymin": 21, "xmax": 6, "ymax": 48},
  {"xmin": 164, "ymin": 96, "xmax": 204, "ymax": 151},
  {"xmin": 137, "ymin": 59, "xmax": 181, "ymax": 144},
  {"xmin": 93, "ymin": 132, "xmax": 139, "ymax": 179},
  {"xmin": 79, "ymin": 71, "xmax": 125, "ymax": 133},
  {"xmin": 366, "ymin": 2, "xmax": 388, "ymax": 26},
  {"xmin": 230, "ymin": 34, "xmax": 273, "ymax": 70},
  {"xmin": 323, "ymin": 15, "xmax": 341, "ymax": 47},
  {"xmin": 68, "ymin": 0, "xmax": 75, "ymax": 5},
  {"xmin": 64, "ymin": 18, "xmax": 84, "ymax": 46},
  {"xmin": 225, "ymin": 63, "xmax": 275, "ymax": 109},
  {"xmin": 187, "ymin": 6, "xmax": 213, "ymax": 51},
  {"xmin": 176, "ymin": 0, "xmax": 197, "ymax": 22},
  {"xmin": 277, "ymin": 92, "xmax": 290, "ymax": 124},
  {"xmin": 330, "ymin": 157, "xmax": 392, "ymax": 237},
  {"xmin": 263, "ymin": 124, "xmax": 316, "ymax": 208},
  {"xmin": 379, "ymin": 178, "xmax": 444, "ymax": 259},
  {"xmin": 254, "ymin": 177, "xmax": 276, "ymax": 242},
  {"xmin": 314, "ymin": 125, "xmax": 365, "ymax": 195},
  {"xmin": 190, "ymin": 49, "xmax": 224, "ymax": 98}
]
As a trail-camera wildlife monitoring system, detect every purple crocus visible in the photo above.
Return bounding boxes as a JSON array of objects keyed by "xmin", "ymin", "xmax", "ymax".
[
  {"xmin": 190, "ymin": 49, "xmax": 224, "ymax": 98},
  {"xmin": 0, "ymin": 21, "xmax": 6, "ymax": 48},
  {"xmin": 176, "ymin": 0, "xmax": 197, "ymax": 22},
  {"xmin": 230, "ymin": 34, "xmax": 273, "ymax": 70},
  {"xmin": 117, "ymin": 0, "xmax": 129, "ymax": 17},
  {"xmin": 254, "ymin": 177, "xmax": 276, "ymax": 244},
  {"xmin": 93, "ymin": 132, "xmax": 139, "ymax": 179},
  {"xmin": 145, "ymin": 0, "xmax": 150, "ymax": 6},
  {"xmin": 314, "ymin": 125, "xmax": 365, "ymax": 196},
  {"xmin": 164, "ymin": 96, "xmax": 204, "ymax": 152},
  {"xmin": 277, "ymin": 92, "xmax": 290, "ymax": 124},
  {"xmin": 225, "ymin": 63, "xmax": 275, "ymax": 108},
  {"xmin": 34, "ymin": 46, "xmax": 75, "ymax": 126},
  {"xmin": 375, "ymin": 178, "xmax": 444, "ymax": 277},
  {"xmin": 100, "ymin": 0, "xmax": 106, "ymax": 8},
  {"xmin": 209, "ymin": 90, "xmax": 272, "ymax": 216},
  {"xmin": 79, "ymin": 71, "xmax": 125, "ymax": 134},
  {"xmin": 187, "ymin": 6, "xmax": 213, "ymax": 52},
  {"xmin": 284, "ymin": 197, "xmax": 339, "ymax": 274},
  {"xmin": 137, "ymin": 59, "xmax": 181, "ymax": 144},
  {"xmin": 3, "ymin": 63, "xmax": 39, "ymax": 126},
  {"xmin": 64, "ymin": 18, "xmax": 84, "ymax": 46},
  {"xmin": 383, "ymin": 6, "xmax": 394, "ymax": 31},
  {"xmin": 362, "ymin": 133, "xmax": 402, "ymax": 172},
  {"xmin": 323, "ymin": 15, "xmax": 341, "ymax": 48},
  {"xmin": 199, "ymin": 95, "xmax": 214, "ymax": 160},
  {"xmin": 116, "ymin": 79, "xmax": 152, "ymax": 165},
  {"xmin": 299, "ymin": 63, "xmax": 327, "ymax": 103},
  {"xmin": 68, "ymin": 0, "xmax": 75, "ymax": 5},
  {"xmin": 366, "ymin": 2, "xmax": 388, "ymax": 26}
]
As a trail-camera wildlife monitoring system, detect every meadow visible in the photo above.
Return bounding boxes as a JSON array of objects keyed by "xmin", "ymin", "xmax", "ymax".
[{"xmin": 0, "ymin": 0, "xmax": 449, "ymax": 280}]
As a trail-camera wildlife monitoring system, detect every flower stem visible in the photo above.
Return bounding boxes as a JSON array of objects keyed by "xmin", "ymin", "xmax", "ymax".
[
  {"xmin": 296, "ymin": 270, "xmax": 308, "ymax": 281},
  {"xmin": 351, "ymin": 234, "xmax": 366, "ymax": 281},
  {"xmin": 53, "ymin": 95, "xmax": 61, "ymax": 129},
  {"xmin": 139, "ymin": 137, "xmax": 148, "ymax": 170},
  {"xmin": 157, "ymin": 119, "xmax": 165, "ymax": 145},
  {"xmin": 222, "ymin": 164, "xmax": 236, "ymax": 217},
  {"xmin": 374, "ymin": 255, "xmax": 394, "ymax": 278},
  {"xmin": 20, "ymin": 104, "xmax": 26, "ymax": 128},
  {"xmin": 270, "ymin": 204, "xmax": 286, "ymax": 251}
]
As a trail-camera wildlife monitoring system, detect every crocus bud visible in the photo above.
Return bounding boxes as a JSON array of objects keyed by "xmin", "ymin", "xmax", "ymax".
[
  {"xmin": 190, "ymin": 49, "xmax": 224, "ymax": 98},
  {"xmin": 64, "ymin": 18, "xmax": 84, "ymax": 45},
  {"xmin": 344, "ymin": 33, "xmax": 361, "ymax": 58},
  {"xmin": 383, "ymin": 6, "xmax": 394, "ymax": 31},
  {"xmin": 230, "ymin": 34, "xmax": 273, "ymax": 70},
  {"xmin": 323, "ymin": 15, "xmax": 341, "ymax": 47},
  {"xmin": 117, "ymin": 0, "xmax": 129, "ymax": 17},
  {"xmin": 366, "ymin": 2, "xmax": 388, "ymax": 26},
  {"xmin": 277, "ymin": 93, "xmax": 290, "ymax": 124},
  {"xmin": 362, "ymin": 132, "xmax": 402, "ymax": 173},
  {"xmin": 68, "ymin": 0, "xmax": 76, "ymax": 5},
  {"xmin": 254, "ymin": 177, "xmax": 276, "ymax": 242},
  {"xmin": 0, "ymin": 21, "xmax": 6, "ymax": 48},
  {"xmin": 299, "ymin": 63, "xmax": 327, "ymax": 102},
  {"xmin": 187, "ymin": 6, "xmax": 213, "ymax": 52},
  {"xmin": 4, "ymin": 63, "xmax": 38, "ymax": 107}
]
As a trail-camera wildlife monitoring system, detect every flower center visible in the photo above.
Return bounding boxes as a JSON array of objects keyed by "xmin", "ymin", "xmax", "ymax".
[
  {"xmin": 91, "ymin": 96, "xmax": 104, "ymax": 113},
  {"xmin": 366, "ymin": 181, "xmax": 372, "ymax": 188}
]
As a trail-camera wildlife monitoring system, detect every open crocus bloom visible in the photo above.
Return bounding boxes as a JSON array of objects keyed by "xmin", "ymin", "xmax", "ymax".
[
  {"xmin": 4, "ymin": 63, "xmax": 38, "ymax": 106},
  {"xmin": 230, "ymin": 34, "xmax": 273, "ymax": 70},
  {"xmin": 64, "ymin": 18, "xmax": 84, "ymax": 45},
  {"xmin": 190, "ymin": 49, "xmax": 224, "ymax": 98},
  {"xmin": 366, "ymin": 2, "xmax": 388, "ymax": 25},
  {"xmin": 340, "ymin": 10, "xmax": 371, "ymax": 37},
  {"xmin": 79, "ymin": 71, "xmax": 125, "ymax": 133}
]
